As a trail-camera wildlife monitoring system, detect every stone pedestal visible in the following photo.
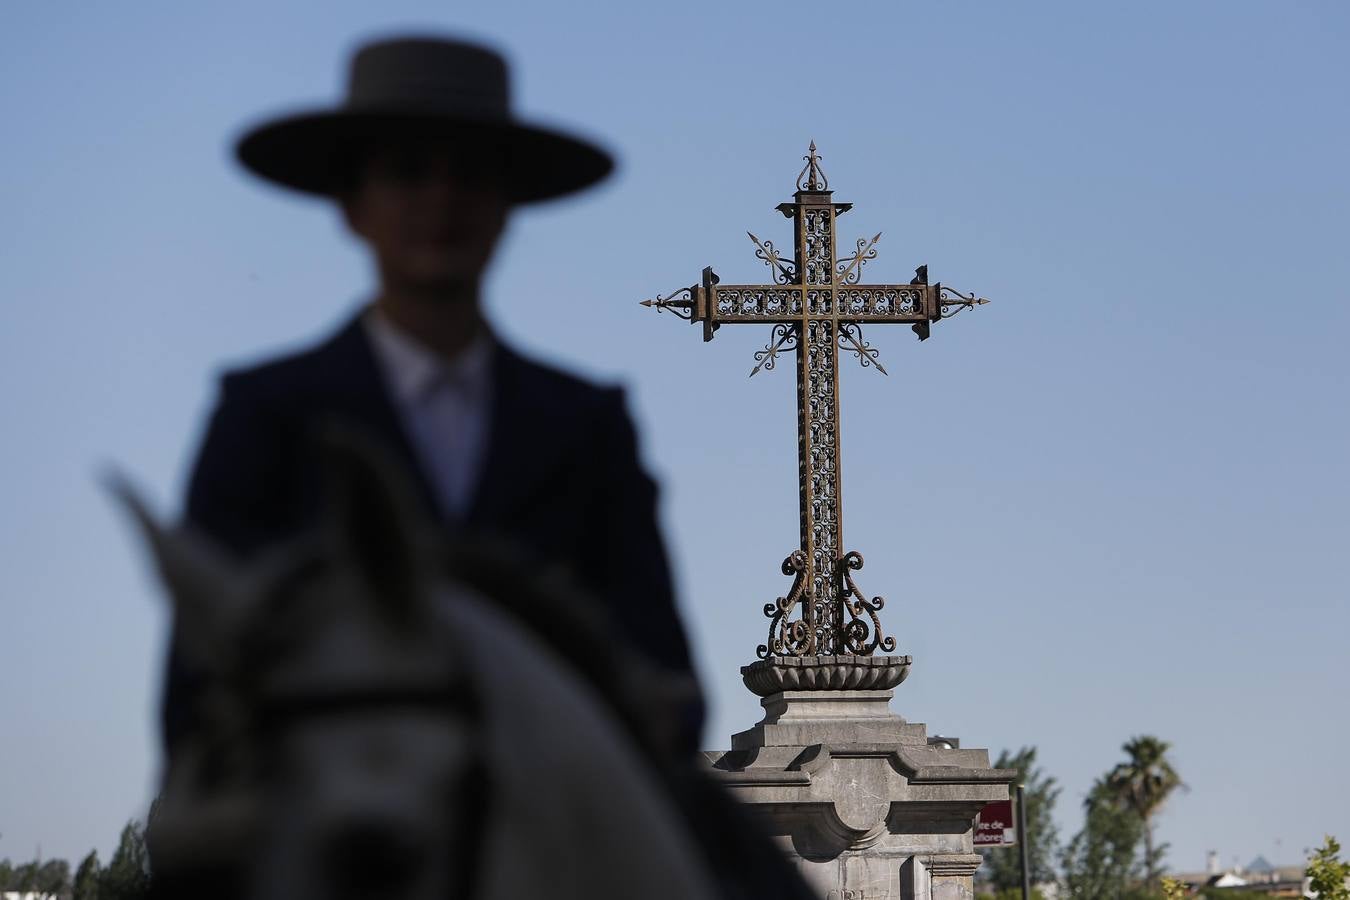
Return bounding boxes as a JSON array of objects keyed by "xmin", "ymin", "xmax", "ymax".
[{"xmin": 704, "ymin": 656, "xmax": 1014, "ymax": 900}]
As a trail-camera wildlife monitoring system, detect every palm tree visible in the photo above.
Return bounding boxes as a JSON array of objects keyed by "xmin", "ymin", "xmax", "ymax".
[{"xmin": 1103, "ymin": 735, "xmax": 1185, "ymax": 892}]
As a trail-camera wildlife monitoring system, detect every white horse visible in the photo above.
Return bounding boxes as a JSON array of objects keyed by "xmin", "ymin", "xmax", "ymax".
[{"xmin": 117, "ymin": 436, "xmax": 812, "ymax": 900}]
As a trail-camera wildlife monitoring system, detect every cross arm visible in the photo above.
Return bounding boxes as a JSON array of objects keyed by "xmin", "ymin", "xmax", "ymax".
[
  {"xmin": 838, "ymin": 282, "xmax": 990, "ymax": 345},
  {"xmin": 640, "ymin": 267, "xmax": 807, "ymax": 342},
  {"xmin": 836, "ymin": 283, "xmax": 935, "ymax": 322},
  {"xmin": 838, "ymin": 284, "xmax": 990, "ymax": 322},
  {"xmin": 708, "ymin": 284, "xmax": 804, "ymax": 323}
]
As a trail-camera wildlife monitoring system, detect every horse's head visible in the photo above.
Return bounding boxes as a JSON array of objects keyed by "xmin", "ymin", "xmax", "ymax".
[
  {"xmin": 116, "ymin": 432, "xmax": 484, "ymax": 900},
  {"xmin": 116, "ymin": 429, "xmax": 741, "ymax": 900}
]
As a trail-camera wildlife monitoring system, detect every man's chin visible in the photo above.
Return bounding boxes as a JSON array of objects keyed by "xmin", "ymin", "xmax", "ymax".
[
  {"xmin": 389, "ymin": 258, "xmax": 474, "ymax": 293},
  {"xmin": 403, "ymin": 273, "xmax": 478, "ymax": 300}
]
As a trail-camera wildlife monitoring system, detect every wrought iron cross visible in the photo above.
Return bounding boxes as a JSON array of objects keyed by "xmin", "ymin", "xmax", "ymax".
[{"xmin": 641, "ymin": 143, "xmax": 989, "ymax": 659}]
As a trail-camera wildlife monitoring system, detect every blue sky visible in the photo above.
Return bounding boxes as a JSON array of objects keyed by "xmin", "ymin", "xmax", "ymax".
[{"xmin": 2, "ymin": 0, "xmax": 1347, "ymax": 874}]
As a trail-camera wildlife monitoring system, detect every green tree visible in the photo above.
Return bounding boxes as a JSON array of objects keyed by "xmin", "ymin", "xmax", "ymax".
[
  {"xmin": 1059, "ymin": 779, "xmax": 1144, "ymax": 900},
  {"xmin": 976, "ymin": 890, "xmax": 1051, "ymax": 900},
  {"xmin": 99, "ymin": 821, "xmax": 151, "ymax": 900},
  {"xmin": 73, "ymin": 849, "xmax": 102, "ymax": 900},
  {"xmin": 0, "ymin": 857, "xmax": 70, "ymax": 894},
  {"xmin": 36, "ymin": 858, "xmax": 72, "ymax": 895},
  {"xmin": 1102, "ymin": 735, "xmax": 1184, "ymax": 892},
  {"xmin": 979, "ymin": 746, "xmax": 1061, "ymax": 891},
  {"xmin": 1308, "ymin": 835, "xmax": 1350, "ymax": 900},
  {"xmin": 9, "ymin": 860, "xmax": 38, "ymax": 892}
]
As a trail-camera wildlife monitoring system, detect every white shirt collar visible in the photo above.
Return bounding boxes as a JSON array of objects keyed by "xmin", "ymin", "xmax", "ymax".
[{"xmin": 363, "ymin": 307, "xmax": 494, "ymax": 403}]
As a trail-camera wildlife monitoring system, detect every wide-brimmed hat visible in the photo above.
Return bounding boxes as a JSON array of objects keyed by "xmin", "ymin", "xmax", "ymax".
[{"xmin": 235, "ymin": 36, "xmax": 614, "ymax": 203}]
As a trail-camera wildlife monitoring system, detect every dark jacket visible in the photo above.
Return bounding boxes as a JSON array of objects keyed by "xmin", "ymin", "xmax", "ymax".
[{"xmin": 166, "ymin": 310, "xmax": 700, "ymax": 749}]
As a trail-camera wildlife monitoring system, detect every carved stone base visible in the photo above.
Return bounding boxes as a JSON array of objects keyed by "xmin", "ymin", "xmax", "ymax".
[
  {"xmin": 742, "ymin": 654, "xmax": 912, "ymax": 696},
  {"xmin": 705, "ymin": 659, "xmax": 1014, "ymax": 900}
]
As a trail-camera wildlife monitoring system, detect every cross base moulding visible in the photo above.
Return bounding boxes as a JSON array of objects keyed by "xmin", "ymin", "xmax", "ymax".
[{"xmin": 741, "ymin": 654, "xmax": 912, "ymax": 697}]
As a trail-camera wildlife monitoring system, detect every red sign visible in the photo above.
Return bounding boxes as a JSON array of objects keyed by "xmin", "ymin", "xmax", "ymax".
[{"xmin": 974, "ymin": 799, "xmax": 1016, "ymax": 847}]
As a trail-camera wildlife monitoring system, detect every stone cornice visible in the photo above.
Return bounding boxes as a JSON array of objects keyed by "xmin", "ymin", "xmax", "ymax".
[
  {"xmin": 790, "ymin": 743, "xmax": 1017, "ymax": 786},
  {"xmin": 923, "ymin": 853, "xmax": 983, "ymax": 878}
]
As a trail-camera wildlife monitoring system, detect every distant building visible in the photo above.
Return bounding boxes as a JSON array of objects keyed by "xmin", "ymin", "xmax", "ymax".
[{"xmin": 1172, "ymin": 855, "xmax": 1308, "ymax": 897}]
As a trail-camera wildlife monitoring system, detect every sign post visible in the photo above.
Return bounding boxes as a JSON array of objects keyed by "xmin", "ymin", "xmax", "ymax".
[
  {"xmin": 1017, "ymin": 784, "xmax": 1031, "ymax": 900},
  {"xmin": 974, "ymin": 790, "xmax": 1031, "ymax": 900}
]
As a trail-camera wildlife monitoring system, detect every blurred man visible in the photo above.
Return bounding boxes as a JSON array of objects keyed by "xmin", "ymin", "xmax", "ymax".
[{"xmin": 167, "ymin": 36, "xmax": 701, "ymax": 753}]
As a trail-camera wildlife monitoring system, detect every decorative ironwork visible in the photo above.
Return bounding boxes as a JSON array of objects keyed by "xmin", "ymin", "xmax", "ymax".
[
  {"xmin": 640, "ymin": 143, "xmax": 992, "ymax": 660},
  {"xmin": 802, "ymin": 319, "xmax": 839, "ymax": 636},
  {"xmin": 939, "ymin": 286, "xmax": 991, "ymax": 318},
  {"xmin": 759, "ymin": 550, "xmax": 808, "ymax": 658},
  {"xmin": 796, "ymin": 140, "xmax": 829, "ymax": 191},
  {"xmin": 750, "ymin": 324, "xmax": 797, "ymax": 377},
  {"xmin": 839, "ymin": 551, "xmax": 896, "ymax": 655},
  {"xmin": 838, "ymin": 287, "xmax": 922, "ymax": 318},
  {"xmin": 803, "ymin": 209, "xmax": 833, "ymax": 285},
  {"xmin": 715, "ymin": 287, "xmax": 800, "ymax": 320},
  {"xmin": 748, "ymin": 232, "xmax": 796, "ymax": 284},
  {"xmin": 639, "ymin": 288, "xmax": 695, "ymax": 320},
  {"xmin": 836, "ymin": 233, "xmax": 881, "ymax": 285},
  {"xmin": 838, "ymin": 323, "xmax": 887, "ymax": 375}
]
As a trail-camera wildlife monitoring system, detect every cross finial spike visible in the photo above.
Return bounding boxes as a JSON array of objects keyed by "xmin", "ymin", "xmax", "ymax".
[{"xmin": 796, "ymin": 140, "xmax": 829, "ymax": 191}]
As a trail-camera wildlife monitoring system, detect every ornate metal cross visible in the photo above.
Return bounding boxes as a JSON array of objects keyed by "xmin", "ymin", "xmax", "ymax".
[{"xmin": 642, "ymin": 143, "xmax": 989, "ymax": 660}]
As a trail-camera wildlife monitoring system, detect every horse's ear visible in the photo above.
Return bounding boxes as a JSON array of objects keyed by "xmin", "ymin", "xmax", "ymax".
[
  {"xmin": 315, "ymin": 424, "xmax": 428, "ymax": 619},
  {"xmin": 103, "ymin": 471, "xmax": 245, "ymax": 671}
]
